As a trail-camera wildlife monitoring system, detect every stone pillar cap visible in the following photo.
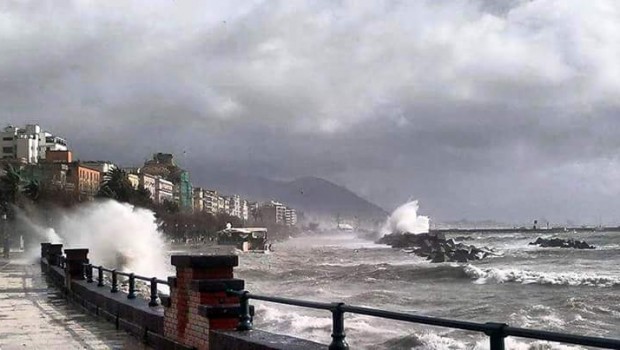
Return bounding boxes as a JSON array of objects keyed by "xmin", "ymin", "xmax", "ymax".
[
  {"xmin": 64, "ymin": 248, "xmax": 89, "ymax": 253},
  {"xmin": 171, "ymin": 255, "xmax": 238, "ymax": 268}
]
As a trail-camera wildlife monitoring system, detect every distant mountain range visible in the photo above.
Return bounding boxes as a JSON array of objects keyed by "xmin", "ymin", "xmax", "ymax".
[{"xmin": 191, "ymin": 169, "xmax": 387, "ymax": 222}]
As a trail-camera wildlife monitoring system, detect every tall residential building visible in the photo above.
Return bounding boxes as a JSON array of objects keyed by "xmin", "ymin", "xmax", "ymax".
[
  {"xmin": 226, "ymin": 194, "xmax": 241, "ymax": 218},
  {"xmin": 139, "ymin": 173, "xmax": 157, "ymax": 202},
  {"xmin": 241, "ymin": 200, "xmax": 249, "ymax": 222},
  {"xmin": 193, "ymin": 187, "xmax": 205, "ymax": 212},
  {"xmin": 1, "ymin": 124, "xmax": 67, "ymax": 164},
  {"xmin": 176, "ymin": 170, "xmax": 193, "ymax": 212},
  {"xmin": 155, "ymin": 177, "xmax": 174, "ymax": 204},
  {"xmin": 202, "ymin": 189, "xmax": 219, "ymax": 215},
  {"xmin": 218, "ymin": 196, "xmax": 227, "ymax": 215},
  {"xmin": 259, "ymin": 201, "xmax": 287, "ymax": 225},
  {"xmin": 285, "ymin": 208, "xmax": 298, "ymax": 226},
  {"xmin": 66, "ymin": 163, "xmax": 101, "ymax": 200}
]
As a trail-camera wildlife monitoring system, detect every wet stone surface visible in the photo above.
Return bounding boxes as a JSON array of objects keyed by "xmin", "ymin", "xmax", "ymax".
[{"xmin": 0, "ymin": 257, "xmax": 149, "ymax": 350}]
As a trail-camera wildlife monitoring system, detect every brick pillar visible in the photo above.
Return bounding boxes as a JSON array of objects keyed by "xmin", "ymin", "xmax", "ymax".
[
  {"xmin": 164, "ymin": 255, "xmax": 243, "ymax": 350},
  {"xmin": 47, "ymin": 244, "xmax": 63, "ymax": 266},
  {"xmin": 64, "ymin": 248, "xmax": 89, "ymax": 280}
]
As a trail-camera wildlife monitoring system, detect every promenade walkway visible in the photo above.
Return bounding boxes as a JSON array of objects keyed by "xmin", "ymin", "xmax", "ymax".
[{"xmin": 0, "ymin": 255, "xmax": 148, "ymax": 350}]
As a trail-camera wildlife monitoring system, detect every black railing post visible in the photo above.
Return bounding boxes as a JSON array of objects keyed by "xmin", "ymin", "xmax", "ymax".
[
  {"xmin": 237, "ymin": 291, "xmax": 253, "ymax": 331},
  {"xmin": 97, "ymin": 266, "xmax": 104, "ymax": 287},
  {"xmin": 148, "ymin": 277, "xmax": 158, "ymax": 306},
  {"xmin": 86, "ymin": 264, "xmax": 93, "ymax": 283},
  {"xmin": 127, "ymin": 273, "xmax": 136, "ymax": 299},
  {"xmin": 485, "ymin": 322, "xmax": 507, "ymax": 350},
  {"xmin": 111, "ymin": 269, "xmax": 119, "ymax": 293},
  {"xmin": 329, "ymin": 303, "xmax": 349, "ymax": 350}
]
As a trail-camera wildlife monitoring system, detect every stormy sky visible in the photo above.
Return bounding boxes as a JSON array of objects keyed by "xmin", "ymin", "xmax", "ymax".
[{"xmin": 2, "ymin": 0, "xmax": 620, "ymax": 224}]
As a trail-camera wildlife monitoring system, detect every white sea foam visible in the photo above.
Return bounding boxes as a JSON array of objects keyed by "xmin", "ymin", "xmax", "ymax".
[
  {"xmin": 463, "ymin": 265, "xmax": 620, "ymax": 287},
  {"xmin": 381, "ymin": 200, "xmax": 430, "ymax": 235},
  {"xmin": 21, "ymin": 200, "xmax": 171, "ymax": 280}
]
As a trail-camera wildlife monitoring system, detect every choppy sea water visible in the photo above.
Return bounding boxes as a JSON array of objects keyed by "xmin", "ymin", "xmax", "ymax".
[{"xmin": 178, "ymin": 231, "xmax": 620, "ymax": 349}]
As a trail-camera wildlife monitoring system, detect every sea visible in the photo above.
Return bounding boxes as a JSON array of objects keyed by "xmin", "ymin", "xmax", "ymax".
[{"xmin": 212, "ymin": 230, "xmax": 620, "ymax": 349}]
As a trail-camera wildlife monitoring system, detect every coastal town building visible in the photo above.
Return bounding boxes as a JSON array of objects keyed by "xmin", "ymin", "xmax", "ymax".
[
  {"xmin": 126, "ymin": 173, "xmax": 140, "ymax": 190},
  {"xmin": 66, "ymin": 163, "xmax": 101, "ymax": 200},
  {"xmin": 45, "ymin": 150, "xmax": 73, "ymax": 163},
  {"xmin": 155, "ymin": 177, "xmax": 174, "ymax": 204},
  {"xmin": 139, "ymin": 173, "xmax": 157, "ymax": 202},
  {"xmin": 225, "ymin": 195, "xmax": 241, "ymax": 218},
  {"xmin": 285, "ymin": 208, "xmax": 298, "ymax": 226},
  {"xmin": 1, "ymin": 124, "xmax": 68, "ymax": 164},
  {"xmin": 193, "ymin": 187, "xmax": 204, "ymax": 212},
  {"xmin": 80, "ymin": 161, "xmax": 116, "ymax": 175},
  {"xmin": 217, "ymin": 195, "xmax": 226, "ymax": 214},
  {"xmin": 203, "ymin": 189, "xmax": 218, "ymax": 214},
  {"xmin": 258, "ymin": 201, "xmax": 287, "ymax": 225},
  {"xmin": 241, "ymin": 200, "xmax": 249, "ymax": 222}
]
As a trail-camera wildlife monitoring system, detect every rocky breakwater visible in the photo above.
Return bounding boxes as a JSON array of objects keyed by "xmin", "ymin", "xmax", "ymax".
[
  {"xmin": 377, "ymin": 232, "xmax": 493, "ymax": 263},
  {"xmin": 529, "ymin": 237, "xmax": 595, "ymax": 249}
]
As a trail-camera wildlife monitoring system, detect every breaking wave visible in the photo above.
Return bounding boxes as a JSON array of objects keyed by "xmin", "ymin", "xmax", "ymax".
[
  {"xmin": 463, "ymin": 265, "xmax": 620, "ymax": 288},
  {"xmin": 241, "ymin": 262, "xmax": 620, "ymax": 288}
]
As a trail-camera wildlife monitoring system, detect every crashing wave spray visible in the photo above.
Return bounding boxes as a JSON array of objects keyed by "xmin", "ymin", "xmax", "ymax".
[
  {"xmin": 381, "ymin": 200, "xmax": 430, "ymax": 235},
  {"xmin": 21, "ymin": 200, "xmax": 171, "ymax": 279}
]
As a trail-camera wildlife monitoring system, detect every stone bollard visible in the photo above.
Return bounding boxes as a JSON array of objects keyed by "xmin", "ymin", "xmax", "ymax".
[
  {"xmin": 164, "ymin": 255, "xmax": 243, "ymax": 350},
  {"xmin": 47, "ymin": 244, "xmax": 63, "ymax": 266},
  {"xmin": 64, "ymin": 249, "xmax": 89, "ymax": 280}
]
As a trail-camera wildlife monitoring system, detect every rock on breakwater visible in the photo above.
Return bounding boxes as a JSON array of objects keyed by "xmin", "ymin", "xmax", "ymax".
[
  {"xmin": 376, "ymin": 233, "xmax": 493, "ymax": 263},
  {"xmin": 529, "ymin": 237, "xmax": 595, "ymax": 249}
]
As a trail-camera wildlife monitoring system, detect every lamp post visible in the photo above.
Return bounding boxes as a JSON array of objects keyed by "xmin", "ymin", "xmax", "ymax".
[{"xmin": 2, "ymin": 212, "xmax": 8, "ymax": 259}]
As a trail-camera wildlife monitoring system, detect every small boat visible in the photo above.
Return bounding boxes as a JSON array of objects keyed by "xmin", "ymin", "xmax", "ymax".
[{"xmin": 216, "ymin": 226, "xmax": 270, "ymax": 253}]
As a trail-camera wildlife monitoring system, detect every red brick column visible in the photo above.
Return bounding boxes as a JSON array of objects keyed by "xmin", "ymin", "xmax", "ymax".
[{"xmin": 164, "ymin": 255, "xmax": 243, "ymax": 350}]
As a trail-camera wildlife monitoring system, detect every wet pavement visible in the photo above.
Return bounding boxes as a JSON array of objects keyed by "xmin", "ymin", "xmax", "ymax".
[{"xmin": 0, "ymin": 256, "xmax": 149, "ymax": 350}]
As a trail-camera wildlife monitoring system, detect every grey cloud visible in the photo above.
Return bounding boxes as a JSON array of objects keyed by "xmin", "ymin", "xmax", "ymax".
[{"xmin": 2, "ymin": 0, "xmax": 620, "ymax": 224}]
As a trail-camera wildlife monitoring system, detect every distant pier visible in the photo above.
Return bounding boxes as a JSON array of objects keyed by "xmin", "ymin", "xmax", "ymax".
[{"xmin": 430, "ymin": 226, "xmax": 620, "ymax": 235}]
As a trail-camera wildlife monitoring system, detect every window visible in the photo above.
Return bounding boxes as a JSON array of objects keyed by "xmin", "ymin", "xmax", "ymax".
[
  {"xmin": 2, "ymin": 147, "xmax": 13, "ymax": 154},
  {"xmin": 2, "ymin": 137, "xmax": 12, "ymax": 141}
]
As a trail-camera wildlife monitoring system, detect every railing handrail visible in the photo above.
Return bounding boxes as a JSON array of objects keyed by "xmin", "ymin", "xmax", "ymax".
[
  {"xmin": 227, "ymin": 290, "xmax": 620, "ymax": 350},
  {"xmin": 89, "ymin": 263, "xmax": 165, "ymax": 285},
  {"xmin": 78, "ymin": 261, "xmax": 168, "ymax": 306}
]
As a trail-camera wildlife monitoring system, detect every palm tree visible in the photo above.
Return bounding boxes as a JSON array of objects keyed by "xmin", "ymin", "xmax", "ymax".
[
  {"xmin": 0, "ymin": 164, "xmax": 22, "ymax": 206},
  {"xmin": 97, "ymin": 168, "xmax": 133, "ymax": 202},
  {"xmin": 23, "ymin": 179, "xmax": 41, "ymax": 202}
]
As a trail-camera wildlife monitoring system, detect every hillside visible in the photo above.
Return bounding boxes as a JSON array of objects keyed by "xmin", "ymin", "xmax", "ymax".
[{"xmin": 191, "ymin": 170, "xmax": 387, "ymax": 222}]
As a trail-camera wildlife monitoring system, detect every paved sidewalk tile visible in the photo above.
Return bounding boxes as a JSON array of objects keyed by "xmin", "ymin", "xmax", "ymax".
[{"xmin": 0, "ymin": 258, "xmax": 149, "ymax": 350}]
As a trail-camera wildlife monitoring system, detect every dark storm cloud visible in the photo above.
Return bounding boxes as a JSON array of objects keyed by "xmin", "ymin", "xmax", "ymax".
[{"xmin": 2, "ymin": 0, "xmax": 620, "ymax": 224}]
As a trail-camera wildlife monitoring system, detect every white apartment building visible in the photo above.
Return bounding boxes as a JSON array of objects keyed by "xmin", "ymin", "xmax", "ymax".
[
  {"xmin": 193, "ymin": 187, "xmax": 205, "ymax": 212},
  {"xmin": 139, "ymin": 173, "xmax": 157, "ymax": 202},
  {"xmin": 285, "ymin": 208, "xmax": 298, "ymax": 226},
  {"xmin": 1, "ymin": 124, "xmax": 68, "ymax": 164},
  {"xmin": 203, "ymin": 189, "xmax": 219, "ymax": 215},
  {"xmin": 155, "ymin": 177, "xmax": 174, "ymax": 204},
  {"xmin": 226, "ymin": 195, "xmax": 241, "ymax": 218},
  {"xmin": 241, "ymin": 200, "xmax": 249, "ymax": 222},
  {"xmin": 217, "ymin": 196, "xmax": 228, "ymax": 214}
]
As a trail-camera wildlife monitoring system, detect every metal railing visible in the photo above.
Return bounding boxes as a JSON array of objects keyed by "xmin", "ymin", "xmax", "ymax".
[
  {"xmin": 83, "ymin": 263, "xmax": 168, "ymax": 306},
  {"xmin": 49, "ymin": 255, "xmax": 168, "ymax": 307},
  {"xmin": 227, "ymin": 290, "xmax": 620, "ymax": 350}
]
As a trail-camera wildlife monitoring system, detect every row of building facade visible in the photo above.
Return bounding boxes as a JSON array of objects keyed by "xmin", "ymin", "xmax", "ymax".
[{"xmin": 1, "ymin": 124, "xmax": 297, "ymax": 226}]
